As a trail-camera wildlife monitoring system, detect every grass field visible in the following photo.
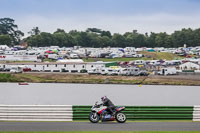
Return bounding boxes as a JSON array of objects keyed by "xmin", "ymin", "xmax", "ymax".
[
  {"xmin": 83, "ymin": 52, "xmax": 184, "ymax": 62},
  {"xmin": 1, "ymin": 73, "xmax": 200, "ymax": 86},
  {"xmin": 139, "ymin": 51, "xmax": 184, "ymax": 60}
]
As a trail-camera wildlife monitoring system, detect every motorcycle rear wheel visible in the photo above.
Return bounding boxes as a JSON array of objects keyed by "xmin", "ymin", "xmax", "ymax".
[
  {"xmin": 115, "ymin": 112, "xmax": 126, "ymax": 123},
  {"xmin": 89, "ymin": 112, "xmax": 100, "ymax": 123}
]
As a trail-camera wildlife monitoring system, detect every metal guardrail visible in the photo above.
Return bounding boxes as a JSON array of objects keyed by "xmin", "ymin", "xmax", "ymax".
[
  {"xmin": 73, "ymin": 106, "xmax": 194, "ymax": 121},
  {"xmin": 193, "ymin": 105, "xmax": 200, "ymax": 121},
  {"xmin": 0, "ymin": 105, "xmax": 198, "ymax": 121},
  {"xmin": 0, "ymin": 105, "xmax": 72, "ymax": 121}
]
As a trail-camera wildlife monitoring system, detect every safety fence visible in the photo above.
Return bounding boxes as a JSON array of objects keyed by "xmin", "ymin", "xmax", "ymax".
[
  {"xmin": 0, "ymin": 105, "xmax": 199, "ymax": 121},
  {"xmin": 193, "ymin": 105, "xmax": 200, "ymax": 121},
  {"xmin": 0, "ymin": 105, "xmax": 72, "ymax": 121},
  {"xmin": 73, "ymin": 105, "xmax": 194, "ymax": 121}
]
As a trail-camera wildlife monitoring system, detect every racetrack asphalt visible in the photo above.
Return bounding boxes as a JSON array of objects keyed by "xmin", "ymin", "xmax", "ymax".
[{"xmin": 0, "ymin": 122, "xmax": 200, "ymax": 131}]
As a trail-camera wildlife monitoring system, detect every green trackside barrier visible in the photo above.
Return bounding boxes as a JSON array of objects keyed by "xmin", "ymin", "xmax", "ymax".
[
  {"xmin": 72, "ymin": 106, "xmax": 193, "ymax": 121},
  {"xmin": 105, "ymin": 62, "xmax": 118, "ymax": 67},
  {"xmin": 182, "ymin": 70, "xmax": 195, "ymax": 72}
]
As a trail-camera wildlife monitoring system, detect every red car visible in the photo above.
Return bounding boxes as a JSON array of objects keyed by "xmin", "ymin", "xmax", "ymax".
[{"xmin": 23, "ymin": 67, "xmax": 32, "ymax": 72}]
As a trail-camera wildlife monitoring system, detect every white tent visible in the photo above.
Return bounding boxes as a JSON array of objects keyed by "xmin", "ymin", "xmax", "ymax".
[
  {"xmin": 0, "ymin": 45, "xmax": 9, "ymax": 50},
  {"xmin": 179, "ymin": 62, "xmax": 200, "ymax": 70}
]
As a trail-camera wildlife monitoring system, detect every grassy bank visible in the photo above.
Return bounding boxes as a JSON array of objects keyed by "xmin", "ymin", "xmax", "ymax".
[
  {"xmin": 83, "ymin": 52, "xmax": 183, "ymax": 62},
  {"xmin": 139, "ymin": 51, "xmax": 184, "ymax": 60},
  {"xmin": 0, "ymin": 73, "xmax": 199, "ymax": 86},
  {"xmin": 0, "ymin": 73, "xmax": 23, "ymax": 82}
]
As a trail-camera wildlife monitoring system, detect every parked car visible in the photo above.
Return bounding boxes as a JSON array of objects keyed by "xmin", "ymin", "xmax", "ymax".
[
  {"xmin": 106, "ymin": 68, "xmax": 120, "ymax": 76},
  {"xmin": 23, "ymin": 67, "xmax": 32, "ymax": 72},
  {"xmin": 80, "ymin": 69, "xmax": 87, "ymax": 73},
  {"xmin": 88, "ymin": 68, "xmax": 101, "ymax": 75},
  {"xmin": 3, "ymin": 68, "xmax": 11, "ymax": 72},
  {"xmin": 138, "ymin": 71, "xmax": 149, "ymax": 76},
  {"xmin": 10, "ymin": 66, "xmax": 23, "ymax": 73}
]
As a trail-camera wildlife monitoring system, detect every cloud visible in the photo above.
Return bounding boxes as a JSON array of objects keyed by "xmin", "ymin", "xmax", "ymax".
[{"xmin": 15, "ymin": 13, "xmax": 200, "ymax": 37}]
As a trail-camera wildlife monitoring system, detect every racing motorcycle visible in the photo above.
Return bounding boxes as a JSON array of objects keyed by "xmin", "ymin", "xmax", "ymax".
[{"xmin": 89, "ymin": 102, "xmax": 126, "ymax": 123}]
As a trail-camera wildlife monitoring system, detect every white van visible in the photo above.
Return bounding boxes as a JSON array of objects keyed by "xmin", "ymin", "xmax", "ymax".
[
  {"xmin": 134, "ymin": 60, "xmax": 146, "ymax": 65},
  {"xmin": 101, "ymin": 68, "xmax": 120, "ymax": 75},
  {"xmin": 10, "ymin": 66, "xmax": 23, "ymax": 73},
  {"xmin": 157, "ymin": 68, "xmax": 177, "ymax": 75},
  {"xmin": 120, "ymin": 68, "xmax": 140, "ymax": 76},
  {"xmin": 70, "ymin": 53, "xmax": 79, "ymax": 59},
  {"xmin": 150, "ymin": 60, "xmax": 160, "ymax": 65},
  {"xmin": 88, "ymin": 68, "xmax": 101, "ymax": 75}
]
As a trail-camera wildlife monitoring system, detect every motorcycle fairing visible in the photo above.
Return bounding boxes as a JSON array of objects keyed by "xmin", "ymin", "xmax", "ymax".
[
  {"xmin": 98, "ymin": 108, "xmax": 106, "ymax": 115},
  {"xmin": 115, "ymin": 107, "xmax": 125, "ymax": 112}
]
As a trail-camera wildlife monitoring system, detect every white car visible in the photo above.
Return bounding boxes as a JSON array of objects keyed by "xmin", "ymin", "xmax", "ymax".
[{"xmin": 10, "ymin": 67, "xmax": 23, "ymax": 73}]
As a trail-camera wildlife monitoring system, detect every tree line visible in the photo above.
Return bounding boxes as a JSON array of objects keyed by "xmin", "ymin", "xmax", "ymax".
[{"xmin": 1, "ymin": 17, "xmax": 200, "ymax": 48}]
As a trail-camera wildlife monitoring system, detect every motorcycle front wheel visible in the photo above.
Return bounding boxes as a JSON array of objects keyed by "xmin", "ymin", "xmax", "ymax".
[
  {"xmin": 115, "ymin": 112, "xmax": 126, "ymax": 123},
  {"xmin": 89, "ymin": 112, "xmax": 100, "ymax": 123}
]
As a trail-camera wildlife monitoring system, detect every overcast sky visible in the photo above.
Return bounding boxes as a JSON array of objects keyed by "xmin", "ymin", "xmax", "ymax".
[{"xmin": 1, "ymin": 0, "xmax": 200, "ymax": 36}]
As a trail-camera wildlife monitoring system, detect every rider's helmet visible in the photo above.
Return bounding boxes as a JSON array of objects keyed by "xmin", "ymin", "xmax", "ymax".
[{"xmin": 101, "ymin": 96, "xmax": 107, "ymax": 102}]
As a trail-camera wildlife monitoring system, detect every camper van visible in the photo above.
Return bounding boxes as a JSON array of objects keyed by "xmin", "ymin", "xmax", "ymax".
[
  {"xmin": 101, "ymin": 67, "xmax": 121, "ymax": 75},
  {"xmin": 88, "ymin": 68, "xmax": 102, "ymax": 75},
  {"xmin": 157, "ymin": 68, "xmax": 177, "ymax": 75},
  {"xmin": 10, "ymin": 66, "xmax": 23, "ymax": 73},
  {"xmin": 149, "ymin": 60, "xmax": 160, "ymax": 65},
  {"xmin": 134, "ymin": 60, "xmax": 146, "ymax": 65},
  {"xmin": 70, "ymin": 53, "xmax": 79, "ymax": 59},
  {"xmin": 120, "ymin": 67, "xmax": 140, "ymax": 76}
]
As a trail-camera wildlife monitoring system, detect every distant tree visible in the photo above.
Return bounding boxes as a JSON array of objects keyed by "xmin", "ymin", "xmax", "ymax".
[
  {"xmin": 79, "ymin": 32, "xmax": 92, "ymax": 47},
  {"xmin": 101, "ymin": 30, "xmax": 112, "ymax": 38},
  {"xmin": 53, "ymin": 32, "xmax": 67, "ymax": 47},
  {"xmin": 101, "ymin": 36, "xmax": 111, "ymax": 47},
  {"xmin": 125, "ymin": 33, "xmax": 146, "ymax": 47},
  {"xmin": 193, "ymin": 28, "xmax": 200, "ymax": 46},
  {"xmin": 53, "ymin": 32, "xmax": 76, "ymax": 47},
  {"xmin": 0, "ymin": 35, "xmax": 12, "ymax": 46},
  {"xmin": 126, "ymin": 33, "xmax": 137, "ymax": 47},
  {"xmin": 155, "ymin": 32, "xmax": 170, "ymax": 47},
  {"xmin": 0, "ymin": 18, "xmax": 24, "ymax": 44},
  {"xmin": 146, "ymin": 32, "xmax": 157, "ymax": 47},
  {"xmin": 171, "ymin": 28, "xmax": 195, "ymax": 47},
  {"xmin": 27, "ymin": 32, "xmax": 53, "ymax": 47},
  {"xmin": 25, "ymin": 27, "xmax": 200, "ymax": 48},
  {"xmin": 54, "ymin": 28, "xmax": 65, "ymax": 34},
  {"xmin": 111, "ymin": 33, "xmax": 126, "ymax": 47},
  {"xmin": 133, "ymin": 29, "xmax": 138, "ymax": 34},
  {"xmin": 86, "ymin": 28, "xmax": 102, "ymax": 34},
  {"xmin": 27, "ymin": 35, "xmax": 42, "ymax": 47},
  {"xmin": 123, "ymin": 32, "xmax": 132, "ymax": 38},
  {"xmin": 86, "ymin": 28, "xmax": 112, "ymax": 38},
  {"xmin": 136, "ymin": 34, "xmax": 146, "ymax": 47},
  {"xmin": 28, "ymin": 27, "xmax": 40, "ymax": 36}
]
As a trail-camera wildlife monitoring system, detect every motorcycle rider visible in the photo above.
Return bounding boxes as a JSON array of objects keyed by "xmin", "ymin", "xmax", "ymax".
[{"xmin": 100, "ymin": 96, "xmax": 115, "ymax": 116}]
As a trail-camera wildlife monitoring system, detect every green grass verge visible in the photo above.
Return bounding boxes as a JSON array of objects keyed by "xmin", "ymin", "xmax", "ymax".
[
  {"xmin": 83, "ymin": 57, "xmax": 149, "ymax": 62},
  {"xmin": 0, "ymin": 73, "xmax": 22, "ymax": 82}
]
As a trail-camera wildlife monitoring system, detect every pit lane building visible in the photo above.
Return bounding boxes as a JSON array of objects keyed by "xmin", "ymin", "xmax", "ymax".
[{"xmin": 0, "ymin": 62, "xmax": 110, "ymax": 73}]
